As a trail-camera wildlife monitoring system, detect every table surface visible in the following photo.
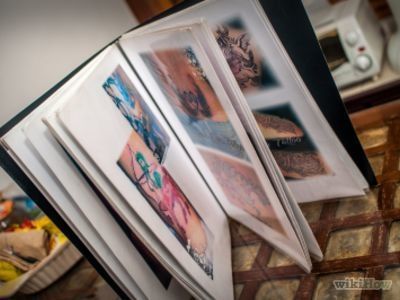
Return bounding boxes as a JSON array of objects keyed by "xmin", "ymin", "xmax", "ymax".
[{"xmin": 231, "ymin": 100, "xmax": 400, "ymax": 299}]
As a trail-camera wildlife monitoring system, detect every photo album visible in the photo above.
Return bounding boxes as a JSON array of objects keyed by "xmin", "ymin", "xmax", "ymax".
[{"xmin": 0, "ymin": 0, "xmax": 375, "ymax": 299}]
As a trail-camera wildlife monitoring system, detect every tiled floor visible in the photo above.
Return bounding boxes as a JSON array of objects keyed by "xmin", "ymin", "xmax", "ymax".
[{"xmin": 230, "ymin": 105, "xmax": 400, "ymax": 299}]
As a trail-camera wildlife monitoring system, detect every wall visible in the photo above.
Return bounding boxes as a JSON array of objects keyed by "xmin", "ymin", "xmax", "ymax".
[
  {"xmin": 330, "ymin": 0, "xmax": 391, "ymax": 19},
  {"xmin": 0, "ymin": 0, "xmax": 138, "ymax": 127}
]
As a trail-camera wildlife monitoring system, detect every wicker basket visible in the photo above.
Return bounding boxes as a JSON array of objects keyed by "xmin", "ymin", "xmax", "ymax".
[{"xmin": 0, "ymin": 241, "xmax": 82, "ymax": 297}]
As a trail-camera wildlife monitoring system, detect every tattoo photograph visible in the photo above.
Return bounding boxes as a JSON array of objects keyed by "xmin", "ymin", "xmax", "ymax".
[
  {"xmin": 214, "ymin": 17, "xmax": 279, "ymax": 94},
  {"xmin": 118, "ymin": 130, "xmax": 214, "ymax": 278},
  {"xmin": 103, "ymin": 65, "xmax": 170, "ymax": 163},
  {"xmin": 140, "ymin": 48, "xmax": 248, "ymax": 160},
  {"xmin": 199, "ymin": 147, "xmax": 285, "ymax": 235},
  {"xmin": 254, "ymin": 104, "xmax": 332, "ymax": 179}
]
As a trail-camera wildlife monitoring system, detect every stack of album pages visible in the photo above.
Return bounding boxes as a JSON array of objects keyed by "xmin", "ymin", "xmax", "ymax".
[{"xmin": 0, "ymin": 0, "xmax": 372, "ymax": 299}]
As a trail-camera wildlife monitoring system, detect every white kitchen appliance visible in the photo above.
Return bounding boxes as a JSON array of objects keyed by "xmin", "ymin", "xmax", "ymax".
[{"xmin": 308, "ymin": 0, "xmax": 384, "ymax": 89}]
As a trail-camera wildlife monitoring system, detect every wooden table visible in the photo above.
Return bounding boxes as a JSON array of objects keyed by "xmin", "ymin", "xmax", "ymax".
[{"xmin": 231, "ymin": 100, "xmax": 400, "ymax": 299}]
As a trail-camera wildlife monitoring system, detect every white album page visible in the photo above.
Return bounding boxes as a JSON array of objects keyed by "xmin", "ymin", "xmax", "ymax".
[
  {"xmin": 120, "ymin": 28, "xmax": 312, "ymax": 270},
  {"xmin": 54, "ymin": 47, "xmax": 233, "ymax": 299},
  {"xmin": 126, "ymin": 0, "xmax": 368, "ymax": 202}
]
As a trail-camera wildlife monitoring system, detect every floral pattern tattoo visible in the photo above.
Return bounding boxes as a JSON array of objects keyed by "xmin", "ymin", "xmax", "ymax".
[
  {"xmin": 215, "ymin": 25, "xmax": 260, "ymax": 89},
  {"xmin": 214, "ymin": 17, "xmax": 279, "ymax": 93}
]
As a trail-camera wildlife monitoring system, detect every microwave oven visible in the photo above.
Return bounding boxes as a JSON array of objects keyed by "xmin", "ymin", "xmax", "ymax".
[{"xmin": 313, "ymin": 0, "xmax": 384, "ymax": 89}]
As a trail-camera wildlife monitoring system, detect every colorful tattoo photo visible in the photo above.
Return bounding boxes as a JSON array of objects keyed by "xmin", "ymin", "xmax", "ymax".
[
  {"xmin": 199, "ymin": 147, "xmax": 285, "ymax": 235},
  {"xmin": 140, "ymin": 48, "xmax": 248, "ymax": 161},
  {"xmin": 103, "ymin": 66, "xmax": 170, "ymax": 163},
  {"xmin": 214, "ymin": 17, "xmax": 280, "ymax": 94},
  {"xmin": 254, "ymin": 104, "xmax": 332, "ymax": 180},
  {"xmin": 140, "ymin": 46, "xmax": 286, "ymax": 235},
  {"xmin": 118, "ymin": 130, "xmax": 214, "ymax": 278}
]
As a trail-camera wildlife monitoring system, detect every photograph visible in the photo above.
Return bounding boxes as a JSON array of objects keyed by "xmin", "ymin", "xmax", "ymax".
[
  {"xmin": 214, "ymin": 17, "xmax": 280, "ymax": 94},
  {"xmin": 198, "ymin": 147, "xmax": 285, "ymax": 235},
  {"xmin": 103, "ymin": 65, "xmax": 170, "ymax": 163},
  {"xmin": 254, "ymin": 103, "xmax": 332, "ymax": 179},
  {"xmin": 140, "ymin": 47, "xmax": 248, "ymax": 161},
  {"xmin": 118, "ymin": 130, "xmax": 214, "ymax": 278}
]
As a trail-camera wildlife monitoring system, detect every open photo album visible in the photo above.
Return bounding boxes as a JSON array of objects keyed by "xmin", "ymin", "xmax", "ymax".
[{"xmin": 0, "ymin": 0, "xmax": 375, "ymax": 299}]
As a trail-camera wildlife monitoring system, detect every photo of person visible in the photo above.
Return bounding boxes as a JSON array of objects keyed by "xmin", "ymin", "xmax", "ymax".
[
  {"xmin": 140, "ymin": 48, "xmax": 248, "ymax": 161},
  {"xmin": 214, "ymin": 17, "xmax": 280, "ymax": 94},
  {"xmin": 254, "ymin": 104, "xmax": 332, "ymax": 179},
  {"xmin": 198, "ymin": 147, "xmax": 285, "ymax": 235},
  {"xmin": 118, "ymin": 130, "xmax": 214, "ymax": 278},
  {"xmin": 103, "ymin": 66, "xmax": 170, "ymax": 163}
]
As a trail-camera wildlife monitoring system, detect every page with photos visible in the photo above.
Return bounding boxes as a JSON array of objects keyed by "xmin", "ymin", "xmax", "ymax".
[
  {"xmin": 52, "ymin": 46, "xmax": 233, "ymax": 299},
  {"xmin": 23, "ymin": 77, "xmax": 191, "ymax": 299},
  {"xmin": 163, "ymin": 21, "xmax": 322, "ymax": 261},
  {"xmin": 125, "ymin": 0, "xmax": 368, "ymax": 203},
  {"xmin": 0, "ymin": 51, "xmax": 190, "ymax": 300},
  {"xmin": 42, "ymin": 56, "xmax": 215, "ymax": 300},
  {"xmin": 44, "ymin": 110, "xmax": 210, "ymax": 299},
  {"xmin": 119, "ymin": 28, "xmax": 313, "ymax": 271}
]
